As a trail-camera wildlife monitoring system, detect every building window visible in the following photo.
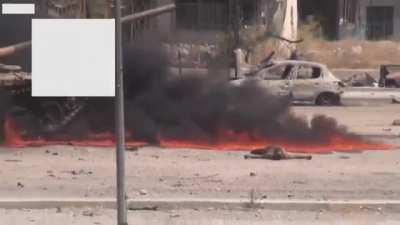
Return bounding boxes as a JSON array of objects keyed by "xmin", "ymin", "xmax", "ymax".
[
  {"xmin": 366, "ymin": 6, "xmax": 394, "ymax": 40},
  {"xmin": 240, "ymin": 0, "xmax": 259, "ymax": 25},
  {"xmin": 176, "ymin": 0, "xmax": 229, "ymax": 30}
]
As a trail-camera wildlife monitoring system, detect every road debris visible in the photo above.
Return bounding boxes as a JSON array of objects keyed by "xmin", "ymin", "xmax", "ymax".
[
  {"xmin": 4, "ymin": 159, "xmax": 22, "ymax": 162},
  {"xmin": 244, "ymin": 146, "xmax": 312, "ymax": 160},
  {"xmin": 17, "ymin": 182, "xmax": 24, "ymax": 188},
  {"xmin": 67, "ymin": 169, "xmax": 93, "ymax": 176},
  {"xmin": 126, "ymin": 146, "xmax": 138, "ymax": 152},
  {"xmin": 139, "ymin": 189, "xmax": 148, "ymax": 195},
  {"xmin": 82, "ymin": 210, "xmax": 94, "ymax": 217},
  {"xmin": 392, "ymin": 119, "xmax": 400, "ymax": 126},
  {"xmin": 128, "ymin": 206, "xmax": 158, "ymax": 211}
]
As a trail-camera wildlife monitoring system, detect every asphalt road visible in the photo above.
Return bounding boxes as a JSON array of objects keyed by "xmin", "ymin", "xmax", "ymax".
[
  {"xmin": 0, "ymin": 105, "xmax": 399, "ymax": 202},
  {"xmin": 1, "ymin": 207, "xmax": 399, "ymax": 225}
]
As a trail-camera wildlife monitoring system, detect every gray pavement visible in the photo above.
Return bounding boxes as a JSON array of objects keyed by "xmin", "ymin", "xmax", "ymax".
[
  {"xmin": 1, "ymin": 145, "xmax": 400, "ymax": 201},
  {"xmin": 1, "ymin": 207, "xmax": 399, "ymax": 225}
]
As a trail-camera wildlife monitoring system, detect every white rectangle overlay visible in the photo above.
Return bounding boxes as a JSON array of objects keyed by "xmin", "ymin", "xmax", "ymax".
[
  {"xmin": 2, "ymin": 3, "xmax": 35, "ymax": 14},
  {"xmin": 32, "ymin": 19, "xmax": 115, "ymax": 97}
]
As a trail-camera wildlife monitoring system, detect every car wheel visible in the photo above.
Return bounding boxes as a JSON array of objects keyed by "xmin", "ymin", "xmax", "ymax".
[{"xmin": 316, "ymin": 93, "xmax": 340, "ymax": 106}]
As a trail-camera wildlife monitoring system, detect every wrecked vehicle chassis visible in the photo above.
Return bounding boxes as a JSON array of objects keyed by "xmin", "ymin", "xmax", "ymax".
[
  {"xmin": 231, "ymin": 60, "xmax": 344, "ymax": 106},
  {"xmin": 0, "ymin": 65, "xmax": 86, "ymax": 140}
]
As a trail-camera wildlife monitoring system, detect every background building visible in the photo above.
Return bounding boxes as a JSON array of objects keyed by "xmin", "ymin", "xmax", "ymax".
[{"xmin": 299, "ymin": 0, "xmax": 400, "ymax": 40}]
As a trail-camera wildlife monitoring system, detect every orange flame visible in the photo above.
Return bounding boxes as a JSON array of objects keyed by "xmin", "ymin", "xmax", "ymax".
[{"xmin": 3, "ymin": 116, "xmax": 392, "ymax": 153}]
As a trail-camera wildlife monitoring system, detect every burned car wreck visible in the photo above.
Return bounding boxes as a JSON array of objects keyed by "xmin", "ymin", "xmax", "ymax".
[
  {"xmin": 231, "ymin": 60, "xmax": 344, "ymax": 105},
  {"xmin": 0, "ymin": 42, "xmax": 87, "ymax": 140}
]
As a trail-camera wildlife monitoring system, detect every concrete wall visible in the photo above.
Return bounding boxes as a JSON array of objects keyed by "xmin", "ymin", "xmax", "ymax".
[{"xmin": 358, "ymin": 0, "xmax": 400, "ymax": 39}]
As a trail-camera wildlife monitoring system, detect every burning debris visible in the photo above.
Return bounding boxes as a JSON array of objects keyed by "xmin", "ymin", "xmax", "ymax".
[
  {"xmin": 0, "ymin": 37, "xmax": 392, "ymax": 153},
  {"xmin": 244, "ymin": 146, "xmax": 312, "ymax": 160}
]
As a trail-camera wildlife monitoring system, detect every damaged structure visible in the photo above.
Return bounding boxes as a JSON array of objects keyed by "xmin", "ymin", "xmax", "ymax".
[
  {"xmin": 338, "ymin": 0, "xmax": 400, "ymax": 40},
  {"xmin": 174, "ymin": 0, "xmax": 298, "ymax": 43},
  {"xmin": 300, "ymin": 0, "xmax": 400, "ymax": 40}
]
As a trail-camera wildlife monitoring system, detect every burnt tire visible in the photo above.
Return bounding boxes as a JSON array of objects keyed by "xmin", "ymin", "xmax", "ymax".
[{"xmin": 316, "ymin": 93, "xmax": 340, "ymax": 106}]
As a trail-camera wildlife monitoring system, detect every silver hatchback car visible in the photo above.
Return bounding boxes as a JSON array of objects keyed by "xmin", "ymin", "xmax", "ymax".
[{"xmin": 231, "ymin": 60, "xmax": 344, "ymax": 105}]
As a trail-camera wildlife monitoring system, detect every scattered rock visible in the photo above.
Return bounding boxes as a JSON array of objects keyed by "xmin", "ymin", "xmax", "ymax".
[
  {"xmin": 128, "ymin": 206, "xmax": 158, "ymax": 211},
  {"xmin": 56, "ymin": 207, "xmax": 62, "ymax": 213},
  {"xmin": 169, "ymin": 214, "xmax": 180, "ymax": 218},
  {"xmin": 69, "ymin": 169, "xmax": 93, "ymax": 176},
  {"xmin": 47, "ymin": 170, "xmax": 56, "ymax": 178},
  {"xmin": 52, "ymin": 152, "xmax": 59, "ymax": 156},
  {"xmin": 339, "ymin": 156, "xmax": 350, "ymax": 159},
  {"xmin": 292, "ymin": 180, "xmax": 307, "ymax": 184},
  {"xmin": 249, "ymin": 172, "xmax": 256, "ymax": 177},
  {"xmin": 261, "ymin": 195, "xmax": 268, "ymax": 199},
  {"xmin": 4, "ymin": 159, "xmax": 22, "ymax": 162},
  {"xmin": 139, "ymin": 189, "xmax": 148, "ymax": 195},
  {"xmin": 126, "ymin": 147, "xmax": 138, "ymax": 152},
  {"xmin": 172, "ymin": 182, "xmax": 184, "ymax": 187},
  {"xmin": 82, "ymin": 210, "xmax": 94, "ymax": 217},
  {"xmin": 17, "ymin": 182, "xmax": 24, "ymax": 188},
  {"xmin": 392, "ymin": 119, "xmax": 400, "ymax": 126}
]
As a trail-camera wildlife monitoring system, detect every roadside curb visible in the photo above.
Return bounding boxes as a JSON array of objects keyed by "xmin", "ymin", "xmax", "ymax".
[{"xmin": 1, "ymin": 198, "xmax": 400, "ymax": 212}]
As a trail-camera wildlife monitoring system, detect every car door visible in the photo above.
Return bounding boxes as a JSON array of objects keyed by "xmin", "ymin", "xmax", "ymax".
[
  {"xmin": 256, "ymin": 63, "xmax": 293, "ymax": 97},
  {"xmin": 290, "ymin": 64, "xmax": 323, "ymax": 101}
]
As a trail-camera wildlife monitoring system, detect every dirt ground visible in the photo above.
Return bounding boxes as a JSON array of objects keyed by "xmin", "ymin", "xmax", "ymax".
[
  {"xmin": 1, "ymin": 207, "xmax": 399, "ymax": 225},
  {"xmin": 292, "ymin": 105, "xmax": 400, "ymax": 136},
  {"xmin": 0, "ymin": 105, "xmax": 399, "ymax": 202}
]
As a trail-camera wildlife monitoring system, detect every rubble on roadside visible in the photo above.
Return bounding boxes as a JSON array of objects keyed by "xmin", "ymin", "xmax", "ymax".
[{"xmin": 393, "ymin": 120, "xmax": 400, "ymax": 126}]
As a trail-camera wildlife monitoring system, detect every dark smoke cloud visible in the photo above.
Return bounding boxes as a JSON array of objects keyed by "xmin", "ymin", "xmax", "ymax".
[
  {"xmin": 1, "ymin": 35, "xmax": 354, "ymax": 145},
  {"xmin": 111, "ymin": 38, "xmax": 353, "ymax": 144}
]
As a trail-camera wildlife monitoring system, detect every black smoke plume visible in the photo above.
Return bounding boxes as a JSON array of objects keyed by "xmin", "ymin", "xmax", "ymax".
[
  {"xmin": 2, "ymin": 36, "xmax": 354, "ymax": 145},
  {"xmin": 100, "ymin": 37, "xmax": 352, "ymax": 144}
]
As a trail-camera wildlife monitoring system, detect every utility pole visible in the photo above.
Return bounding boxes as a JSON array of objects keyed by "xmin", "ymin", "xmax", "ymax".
[
  {"xmin": 113, "ymin": 3, "xmax": 176, "ymax": 224},
  {"xmin": 233, "ymin": 0, "xmax": 241, "ymax": 79},
  {"xmin": 114, "ymin": 0, "xmax": 128, "ymax": 224},
  {"xmin": 233, "ymin": 0, "xmax": 240, "ymax": 49}
]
